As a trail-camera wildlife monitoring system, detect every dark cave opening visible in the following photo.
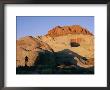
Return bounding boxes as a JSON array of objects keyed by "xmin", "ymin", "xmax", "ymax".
[{"xmin": 70, "ymin": 42, "xmax": 80, "ymax": 47}]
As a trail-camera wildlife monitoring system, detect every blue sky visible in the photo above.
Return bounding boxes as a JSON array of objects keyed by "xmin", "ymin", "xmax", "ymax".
[{"xmin": 16, "ymin": 16, "xmax": 94, "ymax": 39}]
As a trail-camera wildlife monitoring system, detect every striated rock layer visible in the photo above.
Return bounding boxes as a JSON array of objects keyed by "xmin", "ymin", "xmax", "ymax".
[
  {"xmin": 16, "ymin": 36, "xmax": 55, "ymax": 67},
  {"xmin": 46, "ymin": 25, "xmax": 93, "ymax": 37}
]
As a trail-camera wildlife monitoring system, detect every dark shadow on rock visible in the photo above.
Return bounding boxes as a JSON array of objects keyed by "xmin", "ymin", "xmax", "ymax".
[
  {"xmin": 55, "ymin": 49, "xmax": 86, "ymax": 65},
  {"xmin": 16, "ymin": 50, "xmax": 56, "ymax": 74},
  {"xmin": 70, "ymin": 42, "xmax": 80, "ymax": 47},
  {"xmin": 54, "ymin": 49, "xmax": 94, "ymax": 74},
  {"xmin": 16, "ymin": 49, "xmax": 94, "ymax": 74}
]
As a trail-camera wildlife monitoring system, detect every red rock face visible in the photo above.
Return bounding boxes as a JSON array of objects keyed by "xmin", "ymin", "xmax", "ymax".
[
  {"xmin": 46, "ymin": 25, "xmax": 93, "ymax": 37},
  {"xmin": 70, "ymin": 38, "xmax": 84, "ymax": 43}
]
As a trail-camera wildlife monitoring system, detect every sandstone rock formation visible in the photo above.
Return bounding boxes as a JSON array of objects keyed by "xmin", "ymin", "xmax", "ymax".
[
  {"xmin": 16, "ymin": 36, "xmax": 55, "ymax": 67},
  {"xmin": 17, "ymin": 25, "xmax": 94, "ymax": 74},
  {"xmin": 41, "ymin": 34, "xmax": 94, "ymax": 59},
  {"xmin": 41, "ymin": 25, "xmax": 94, "ymax": 68},
  {"xmin": 46, "ymin": 25, "xmax": 93, "ymax": 37}
]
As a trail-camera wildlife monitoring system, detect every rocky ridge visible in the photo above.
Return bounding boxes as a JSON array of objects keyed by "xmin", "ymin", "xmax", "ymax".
[{"xmin": 46, "ymin": 25, "xmax": 93, "ymax": 37}]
